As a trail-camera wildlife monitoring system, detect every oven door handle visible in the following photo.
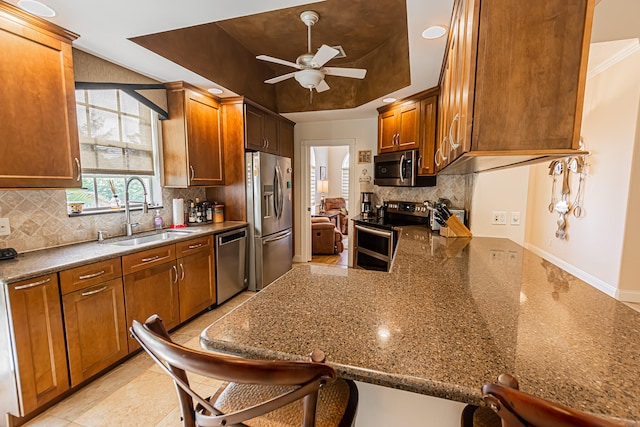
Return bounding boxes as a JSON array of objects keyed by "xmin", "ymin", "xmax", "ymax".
[{"xmin": 355, "ymin": 224, "xmax": 393, "ymax": 238}]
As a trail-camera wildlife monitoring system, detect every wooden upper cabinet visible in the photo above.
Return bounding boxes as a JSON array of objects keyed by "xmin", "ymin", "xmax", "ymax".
[
  {"xmin": 8, "ymin": 274, "xmax": 69, "ymax": 415},
  {"xmin": 245, "ymin": 104, "xmax": 279, "ymax": 154},
  {"xmin": 279, "ymin": 119, "xmax": 295, "ymax": 159},
  {"xmin": 436, "ymin": 0, "xmax": 593, "ymax": 173},
  {"xmin": 418, "ymin": 95, "xmax": 438, "ymax": 175},
  {"xmin": 0, "ymin": 3, "xmax": 81, "ymax": 188},
  {"xmin": 162, "ymin": 82, "xmax": 224, "ymax": 187},
  {"xmin": 377, "ymin": 100, "xmax": 420, "ymax": 153}
]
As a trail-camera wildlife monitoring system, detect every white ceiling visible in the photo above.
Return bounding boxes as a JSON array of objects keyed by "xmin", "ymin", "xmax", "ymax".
[{"xmin": 10, "ymin": 0, "xmax": 454, "ymax": 122}]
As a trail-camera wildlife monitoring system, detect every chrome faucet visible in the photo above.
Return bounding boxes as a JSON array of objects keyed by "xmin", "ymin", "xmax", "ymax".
[{"xmin": 124, "ymin": 177, "xmax": 149, "ymax": 236}]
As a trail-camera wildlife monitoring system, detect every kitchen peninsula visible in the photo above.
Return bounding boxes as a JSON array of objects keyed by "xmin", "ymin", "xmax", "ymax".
[{"xmin": 202, "ymin": 226, "xmax": 640, "ymax": 425}]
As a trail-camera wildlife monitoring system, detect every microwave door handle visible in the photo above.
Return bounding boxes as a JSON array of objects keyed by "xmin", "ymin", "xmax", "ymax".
[{"xmin": 399, "ymin": 153, "xmax": 405, "ymax": 182}]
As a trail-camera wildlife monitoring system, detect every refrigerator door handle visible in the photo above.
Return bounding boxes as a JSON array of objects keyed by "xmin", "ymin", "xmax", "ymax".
[{"xmin": 274, "ymin": 164, "xmax": 284, "ymax": 219}]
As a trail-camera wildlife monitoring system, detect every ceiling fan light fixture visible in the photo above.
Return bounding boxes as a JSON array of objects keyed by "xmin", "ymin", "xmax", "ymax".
[
  {"xmin": 294, "ymin": 69, "xmax": 324, "ymax": 89},
  {"xmin": 422, "ymin": 25, "xmax": 448, "ymax": 39}
]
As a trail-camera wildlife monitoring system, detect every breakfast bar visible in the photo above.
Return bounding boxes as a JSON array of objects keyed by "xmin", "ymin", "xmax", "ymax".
[{"xmin": 201, "ymin": 226, "xmax": 640, "ymax": 425}]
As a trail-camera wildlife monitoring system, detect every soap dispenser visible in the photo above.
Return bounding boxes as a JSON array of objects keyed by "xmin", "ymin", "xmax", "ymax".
[{"xmin": 154, "ymin": 209, "xmax": 163, "ymax": 230}]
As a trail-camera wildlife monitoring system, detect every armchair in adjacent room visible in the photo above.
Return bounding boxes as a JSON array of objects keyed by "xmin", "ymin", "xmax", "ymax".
[
  {"xmin": 311, "ymin": 217, "xmax": 344, "ymax": 255},
  {"xmin": 324, "ymin": 197, "xmax": 348, "ymax": 235}
]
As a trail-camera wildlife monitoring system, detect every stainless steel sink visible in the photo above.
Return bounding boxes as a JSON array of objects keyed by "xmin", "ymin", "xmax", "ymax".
[{"xmin": 108, "ymin": 230, "xmax": 196, "ymax": 246}]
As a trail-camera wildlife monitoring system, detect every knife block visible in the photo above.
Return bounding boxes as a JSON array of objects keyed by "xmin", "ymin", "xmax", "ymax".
[{"xmin": 439, "ymin": 215, "xmax": 472, "ymax": 238}]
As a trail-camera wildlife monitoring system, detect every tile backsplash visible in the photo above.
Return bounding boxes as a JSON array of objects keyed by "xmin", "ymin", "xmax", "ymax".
[
  {"xmin": 0, "ymin": 188, "xmax": 205, "ymax": 253},
  {"xmin": 372, "ymin": 174, "xmax": 471, "ymax": 209}
]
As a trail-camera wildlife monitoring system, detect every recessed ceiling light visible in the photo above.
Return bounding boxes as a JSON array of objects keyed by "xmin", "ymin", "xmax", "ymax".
[
  {"xmin": 383, "ymin": 97, "xmax": 396, "ymax": 103},
  {"xmin": 17, "ymin": 0, "xmax": 56, "ymax": 17},
  {"xmin": 207, "ymin": 88, "xmax": 223, "ymax": 95},
  {"xmin": 422, "ymin": 25, "xmax": 448, "ymax": 40}
]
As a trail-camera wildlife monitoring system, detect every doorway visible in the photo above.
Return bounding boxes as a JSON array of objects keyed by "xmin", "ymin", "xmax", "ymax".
[{"xmin": 299, "ymin": 139, "xmax": 356, "ymax": 266}]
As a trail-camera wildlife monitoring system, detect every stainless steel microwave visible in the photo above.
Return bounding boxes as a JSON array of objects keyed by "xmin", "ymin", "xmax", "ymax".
[{"xmin": 373, "ymin": 149, "xmax": 436, "ymax": 187}]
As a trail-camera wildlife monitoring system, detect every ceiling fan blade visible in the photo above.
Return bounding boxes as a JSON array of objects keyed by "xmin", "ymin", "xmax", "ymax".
[
  {"xmin": 256, "ymin": 55, "xmax": 301, "ymax": 69},
  {"xmin": 311, "ymin": 44, "xmax": 339, "ymax": 67},
  {"xmin": 264, "ymin": 72, "xmax": 296, "ymax": 84},
  {"xmin": 324, "ymin": 67, "xmax": 367, "ymax": 79},
  {"xmin": 315, "ymin": 79, "xmax": 330, "ymax": 93}
]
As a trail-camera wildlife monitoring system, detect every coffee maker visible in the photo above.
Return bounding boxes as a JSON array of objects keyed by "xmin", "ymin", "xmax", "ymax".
[{"xmin": 361, "ymin": 192, "xmax": 373, "ymax": 218}]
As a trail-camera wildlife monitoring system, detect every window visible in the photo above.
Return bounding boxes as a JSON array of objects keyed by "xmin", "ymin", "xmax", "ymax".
[
  {"xmin": 341, "ymin": 153, "xmax": 349, "ymax": 210},
  {"xmin": 66, "ymin": 89, "xmax": 161, "ymax": 213}
]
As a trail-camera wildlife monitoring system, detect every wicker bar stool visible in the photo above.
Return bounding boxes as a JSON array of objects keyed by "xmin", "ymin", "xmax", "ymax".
[
  {"xmin": 130, "ymin": 315, "xmax": 358, "ymax": 427},
  {"xmin": 462, "ymin": 374, "xmax": 624, "ymax": 427}
]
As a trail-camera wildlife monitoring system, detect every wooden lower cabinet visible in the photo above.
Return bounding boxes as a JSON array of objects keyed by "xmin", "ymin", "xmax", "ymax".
[
  {"xmin": 176, "ymin": 236, "xmax": 215, "ymax": 322},
  {"xmin": 7, "ymin": 274, "xmax": 69, "ymax": 416},
  {"xmin": 123, "ymin": 260, "xmax": 180, "ymax": 350},
  {"xmin": 62, "ymin": 277, "xmax": 128, "ymax": 386}
]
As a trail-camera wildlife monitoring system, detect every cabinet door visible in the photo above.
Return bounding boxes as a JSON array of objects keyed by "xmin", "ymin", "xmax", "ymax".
[
  {"xmin": 378, "ymin": 109, "xmax": 398, "ymax": 153},
  {"xmin": 8, "ymin": 274, "xmax": 69, "ymax": 415},
  {"xmin": 186, "ymin": 90, "xmax": 224, "ymax": 186},
  {"xmin": 418, "ymin": 96, "xmax": 437, "ymax": 175},
  {"xmin": 245, "ymin": 105, "xmax": 265, "ymax": 151},
  {"xmin": 263, "ymin": 113, "xmax": 279, "ymax": 154},
  {"xmin": 124, "ymin": 261, "xmax": 180, "ymax": 350},
  {"xmin": 397, "ymin": 101, "xmax": 420, "ymax": 150},
  {"xmin": 279, "ymin": 119, "xmax": 294, "ymax": 159},
  {"xmin": 178, "ymin": 249, "xmax": 214, "ymax": 322},
  {"xmin": 0, "ymin": 6, "xmax": 81, "ymax": 188},
  {"xmin": 63, "ymin": 278, "xmax": 127, "ymax": 386}
]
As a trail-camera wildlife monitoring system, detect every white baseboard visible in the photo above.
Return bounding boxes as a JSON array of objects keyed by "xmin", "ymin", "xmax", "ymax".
[
  {"xmin": 524, "ymin": 243, "xmax": 624, "ymax": 300},
  {"xmin": 292, "ymin": 255, "xmax": 307, "ymax": 263}
]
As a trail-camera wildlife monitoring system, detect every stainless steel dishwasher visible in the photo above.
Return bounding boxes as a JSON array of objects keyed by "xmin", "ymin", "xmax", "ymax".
[{"xmin": 215, "ymin": 227, "xmax": 248, "ymax": 305}]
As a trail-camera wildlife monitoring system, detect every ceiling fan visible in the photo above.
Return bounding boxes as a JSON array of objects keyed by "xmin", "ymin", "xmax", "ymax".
[{"xmin": 256, "ymin": 10, "xmax": 367, "ymax": 95}]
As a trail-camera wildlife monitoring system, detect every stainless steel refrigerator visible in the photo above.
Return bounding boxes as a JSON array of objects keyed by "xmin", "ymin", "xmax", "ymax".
[{"xmin": 246, "ymin": 152, "xmax": 293, "ymax": 291}]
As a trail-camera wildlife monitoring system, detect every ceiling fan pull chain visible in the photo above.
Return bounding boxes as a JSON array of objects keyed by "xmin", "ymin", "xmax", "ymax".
[{"xmin": 309, "ymin": 88, "xmax": 313, "ymax": 104}]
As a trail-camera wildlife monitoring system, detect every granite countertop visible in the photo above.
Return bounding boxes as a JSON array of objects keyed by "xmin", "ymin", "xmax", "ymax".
[
  {"xmin": 201, "ymin": 226, "xmax": 640, "ymax": 425},
  {"xmin": 0, "ymin": 221, "xmax": 248, "ymax": 285}
]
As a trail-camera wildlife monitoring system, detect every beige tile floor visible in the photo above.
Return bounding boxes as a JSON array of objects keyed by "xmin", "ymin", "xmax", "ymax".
[{"xmin": 24, "ymin": 291, "xmax": 254, "ymax": 427}]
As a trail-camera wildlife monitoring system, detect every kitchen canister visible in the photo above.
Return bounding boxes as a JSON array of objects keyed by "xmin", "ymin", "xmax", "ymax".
[{"xmin": 214, "ymin": 204, "xmax": 224, "ymax": 223}]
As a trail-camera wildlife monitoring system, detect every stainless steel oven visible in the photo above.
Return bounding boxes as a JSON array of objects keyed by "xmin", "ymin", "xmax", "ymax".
[{"xmin": 354, "ymin": 224, "xmax": 396, "ymax": 271}]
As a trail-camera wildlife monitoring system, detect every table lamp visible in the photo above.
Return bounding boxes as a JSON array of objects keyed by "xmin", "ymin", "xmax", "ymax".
[{"xmin": 318, "ymin": 180, "xmax": 329, "ymax": 213}]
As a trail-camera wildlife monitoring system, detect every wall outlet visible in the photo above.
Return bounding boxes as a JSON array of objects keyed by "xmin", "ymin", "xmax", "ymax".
[
  {"xmin": 510, "ymin": 211, "xmax": 521, "ymax": 225},
  {"xmin": 0, "ymin": 218, "xmax": 10, "ymax": 236},
  {"xmin": 491, "ymin": 211, "xmax": 507, "ymax": 225}
]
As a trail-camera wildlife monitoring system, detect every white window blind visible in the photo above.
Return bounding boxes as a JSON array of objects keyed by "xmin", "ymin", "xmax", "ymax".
[
  {"xmin": 75, "ymin": 89, "xmax": 154, "ymax": 175},
  {"xmin": 310, "ymin": 166, "xmax": 316, "ymax": 207},
  {"xmin": 341, "ymin": 153, "xmax": 349, "ymax": 210}
]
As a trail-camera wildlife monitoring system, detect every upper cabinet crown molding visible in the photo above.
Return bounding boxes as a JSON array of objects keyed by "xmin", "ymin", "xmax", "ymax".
[
  {"xmin": 0, "ymin": 2, "xmax": 82, "ymax": 189},
  {"xmin": 435, "ymin": 0, "xmax": 594, "ymax": 174}
]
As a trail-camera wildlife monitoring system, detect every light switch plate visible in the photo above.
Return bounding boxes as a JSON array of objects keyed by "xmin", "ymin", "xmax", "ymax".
[{"xmin": 0, "ymin": 218, "xmax": 10, "ymax": 236}]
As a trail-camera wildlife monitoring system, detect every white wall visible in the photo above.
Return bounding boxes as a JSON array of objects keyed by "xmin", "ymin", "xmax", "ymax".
[
  {"xmin": 525, "ymin": 49, "xmax": 640, "ymax": 301},
  {"xmin": 469, "ymin": 167, "xmax": 530, "ymax": 245}
]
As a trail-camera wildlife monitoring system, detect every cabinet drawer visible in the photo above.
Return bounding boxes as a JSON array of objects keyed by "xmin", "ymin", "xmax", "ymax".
[
  {"xmin": 175, "ymin": 235, "xmax": 212, "ymax": 258},
  {"xmin": 59, "ymin": 258, "xmax": 122, "ymax": 295},
  {"xmin": 122, "ymin": 245, "xmax": 176, "ymax": 275}
]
